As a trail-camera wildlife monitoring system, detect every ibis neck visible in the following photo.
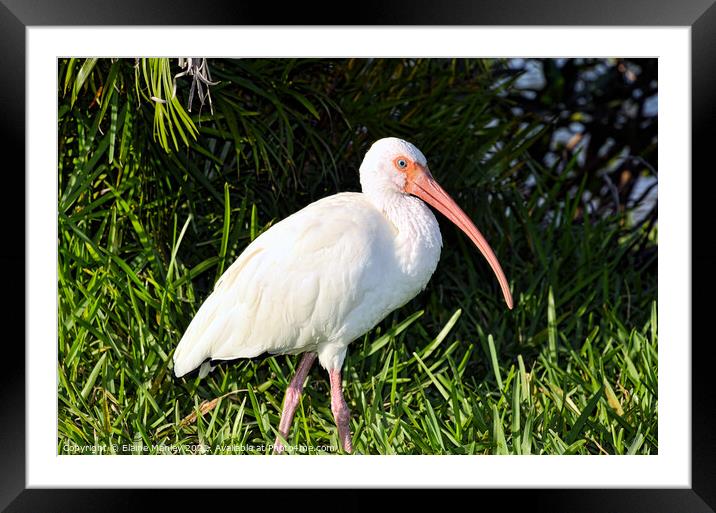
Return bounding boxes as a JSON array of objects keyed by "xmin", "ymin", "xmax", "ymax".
[{"xmin": 364, "ymin": 189, "xmax": 443, "ymax": 276}]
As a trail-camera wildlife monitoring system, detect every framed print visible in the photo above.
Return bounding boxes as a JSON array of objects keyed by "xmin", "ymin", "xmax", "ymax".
[{"xmin": 3, "ymin": 0, "xmax": 715, "ymax": 511}]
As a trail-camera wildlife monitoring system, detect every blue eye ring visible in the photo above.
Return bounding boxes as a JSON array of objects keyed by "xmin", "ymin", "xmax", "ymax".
[{"xmin": 396, "ymin": 158, "xmax": 408, "ymax": 169}]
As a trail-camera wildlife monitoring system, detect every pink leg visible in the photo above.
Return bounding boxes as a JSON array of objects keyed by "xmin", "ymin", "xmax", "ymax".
[
  {"xmin": 273, "ymin": 352, "xmax": 317, "ymax": 454},
  {"xmin": 329, "ymin": 368, "xmax": 353, "ymax": 454}
]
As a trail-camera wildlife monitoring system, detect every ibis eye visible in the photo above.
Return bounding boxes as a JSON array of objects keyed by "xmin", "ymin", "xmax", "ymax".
[{"xmin": 396, "ymin": 159, "xmax": 408, "ymax": 169}]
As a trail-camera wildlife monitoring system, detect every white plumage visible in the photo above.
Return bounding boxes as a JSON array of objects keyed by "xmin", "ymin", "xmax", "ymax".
[
  {"xmin": 173, "ymin": 191, "xmax": 441, "ymax": 376},
  {"xmin": 173, "ymin": 137, "xmax": 512, "ymax": 453}
]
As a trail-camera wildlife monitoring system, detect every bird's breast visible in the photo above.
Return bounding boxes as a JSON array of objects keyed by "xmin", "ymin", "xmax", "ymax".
[
  {"xmin": 381, "ymin": 194, "xmax": 443, "ymax": 304},
  {"xmin": 318, "ymin": 194, "xmax": 443, "ymax": 362}
]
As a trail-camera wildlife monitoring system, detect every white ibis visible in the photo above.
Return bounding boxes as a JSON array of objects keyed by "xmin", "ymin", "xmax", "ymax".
[{"xmin": 173, "ymin": 137, "xmax": 513, "ymax": 454}]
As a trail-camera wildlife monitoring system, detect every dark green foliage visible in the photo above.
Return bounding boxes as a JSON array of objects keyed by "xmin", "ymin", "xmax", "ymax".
[
  {"xmin": 506, "ymin": 58, "xmax": 658, "ymax": 224},
  {"xmin": 58, "ymin": 58, "xmax": 657, "ymax": 455}
]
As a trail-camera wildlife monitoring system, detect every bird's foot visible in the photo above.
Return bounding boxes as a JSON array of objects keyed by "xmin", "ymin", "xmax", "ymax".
[
  {"xmin": 272, "ymin": 353, "xmax": 317, "ymax": 455},
  {"xmin": 329, "ymin": 368, "xmax": 353, "ymax": 455},
  {"xmin": 273, "ymin": 438, "xmax": 286, "ymax": 454},
  {"xmin": 336, "ymin": 412, "xmax": 353, "ymax": 453},
  {"xmin": 341, "ymin": 434, "xmax": 353, "ymax": 454}
]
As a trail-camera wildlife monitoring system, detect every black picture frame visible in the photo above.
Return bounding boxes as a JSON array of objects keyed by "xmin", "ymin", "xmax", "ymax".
[{"xmin": 3, "ymin": 1, "xmax": 713, "ymax": 511}]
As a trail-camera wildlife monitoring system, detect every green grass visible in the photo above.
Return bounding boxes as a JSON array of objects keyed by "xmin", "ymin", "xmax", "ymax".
[{"xmin": 57, "ymin": 58, "xmax": 657, "ymax": 455}]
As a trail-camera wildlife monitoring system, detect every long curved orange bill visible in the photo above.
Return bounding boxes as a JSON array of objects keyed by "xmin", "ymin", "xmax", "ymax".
[{"xmin": 406, "ymin": 165, "xmax": 514, "ymax": 310}]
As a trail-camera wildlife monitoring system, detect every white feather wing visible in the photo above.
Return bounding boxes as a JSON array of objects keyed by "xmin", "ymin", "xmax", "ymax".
[{"xmin": 173, "ymin": 192, "xmax": 395, "ymax": 377}]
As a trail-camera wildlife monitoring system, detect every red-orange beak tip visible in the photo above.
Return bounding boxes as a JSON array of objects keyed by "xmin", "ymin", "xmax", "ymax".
[{"xmin": 506, "ymin": 294, "xmax": 514, "ymax": 310}]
